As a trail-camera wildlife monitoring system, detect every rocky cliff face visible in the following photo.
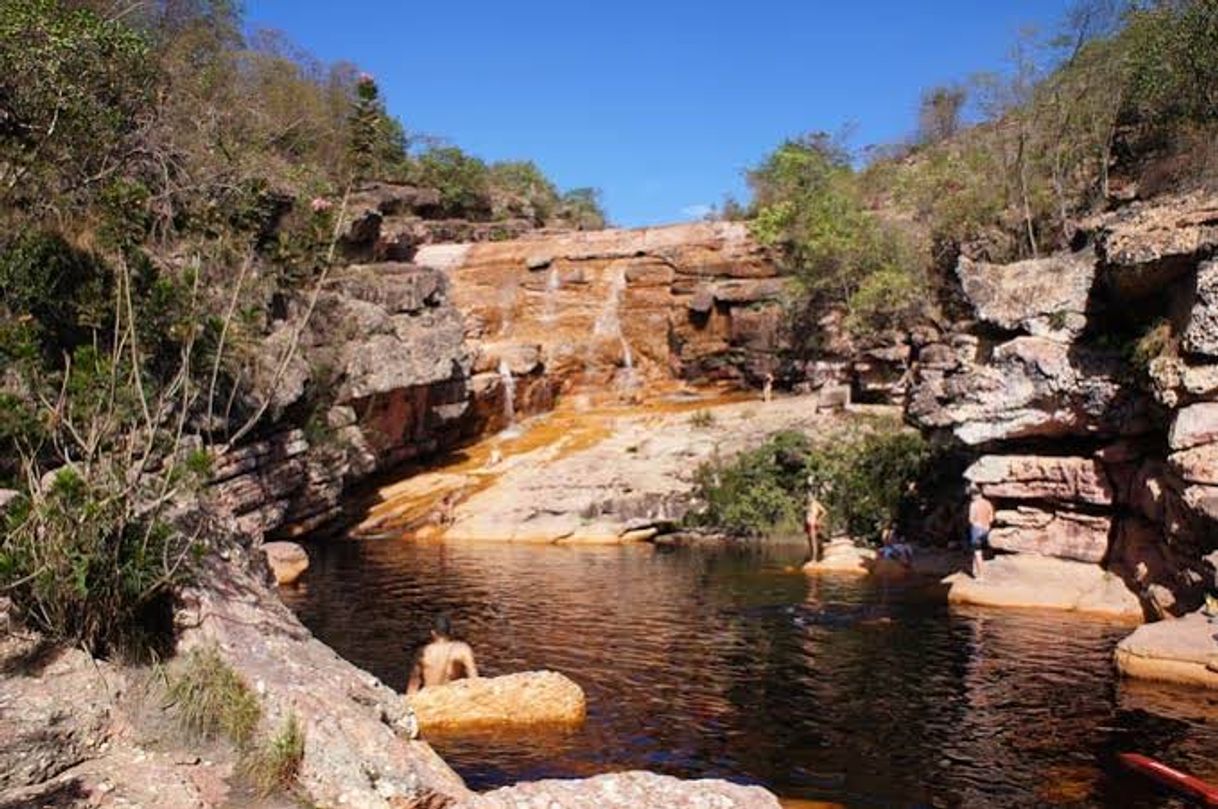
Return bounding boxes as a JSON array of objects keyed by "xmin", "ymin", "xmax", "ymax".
[
  {"xmin": 217, "ymin": 208, "xmax": 920, "ymax": 540},
  {"xmin": 909, "ymin": 190, "xmax": 1218, "ymax": 615}
]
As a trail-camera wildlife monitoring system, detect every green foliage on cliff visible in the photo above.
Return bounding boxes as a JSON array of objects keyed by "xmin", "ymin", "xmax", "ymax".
[
  {"xmin": 686, "ymin": 421, "xmax": 928, "ymax": 543},
  {"xmin": 747, "ymin": 134, "xmax": 925, "ymax": 340}
]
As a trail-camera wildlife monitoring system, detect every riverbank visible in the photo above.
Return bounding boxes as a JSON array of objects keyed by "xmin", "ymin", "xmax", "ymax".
[{"xmin": 355, "ymin": 390, "xmax": 880, "ymax": 544}]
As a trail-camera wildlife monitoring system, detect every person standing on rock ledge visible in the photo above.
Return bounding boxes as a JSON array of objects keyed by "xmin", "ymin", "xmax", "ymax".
[
  {"xmin": 406, "ymin": 614, "xmax": 479, "ymax": 694},
  {"xmin": 967, "ymin": 485, "xmax": 994, "ymax": 579},
  {"xmin": 804, "ymin": 483, "xmax": 829, "ymax": 564}
]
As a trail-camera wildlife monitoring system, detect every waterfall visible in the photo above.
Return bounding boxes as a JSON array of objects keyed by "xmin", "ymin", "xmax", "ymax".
[
  {"xmin": 542, "ymin": 267, "xmax": 561, "ymax": 324},
  {"xmin": 498, "ymin": 358, "xmax": 516, "ymax": 429},
  {"xmin": 593, "ymin": 267, "xmax": 636, "ymax": 379}
]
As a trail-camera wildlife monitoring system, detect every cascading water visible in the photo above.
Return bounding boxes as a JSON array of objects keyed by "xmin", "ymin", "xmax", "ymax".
[
  {"xmin": 592, "ymin": 267, "xmax": 638, "ymax": 389},
  {"xmin": 542, "ymin": 267, "xmax": 561, "ymax": 324},
  {"xmin": 498, "ymin": 358, "xmax": 518, "ymax": 434}
]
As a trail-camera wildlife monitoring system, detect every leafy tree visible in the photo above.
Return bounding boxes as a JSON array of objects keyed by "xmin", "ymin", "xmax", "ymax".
[
  {"xmin": 488, "ymin": 160, "xmax": 560, "ymax": 223},
  {"xmin": 414, "ymin": 146, "xmax": 493, "ymax": 219},
  {"xmin": 748, "ymin": 133, "xmax": 925, "ymax": 338},
  {"xmin": 0, "ymin": 0, "xmax": 155, "ymax": 217},
  {"xmin": 347, "ymin": 73, "xmax": 408, "ymax": 181}
]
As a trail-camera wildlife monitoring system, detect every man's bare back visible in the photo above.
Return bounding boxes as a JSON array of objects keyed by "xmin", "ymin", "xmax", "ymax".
[
  {"xmin": 968, "ymin": 495, "xmax": 995, "ymax": 529},
  {"xmin": 406, "ymin": 615, "xmax": 478, "ymax": 694}
]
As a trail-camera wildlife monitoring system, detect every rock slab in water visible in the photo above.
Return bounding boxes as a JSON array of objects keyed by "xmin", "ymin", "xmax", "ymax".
[
  {"xmin": 944, "ymin": 555, "xmax": 1143, "ymax": 620},
  {"xmin": 263, "ymin": 540, "xmax": 309, "ymax": 585},
  {"xmin": 468, "ymin": 770, "xmax": 781, "ymax": 809},
  {"xmin": 1115, "ymin": 611, "xmax": 1218, "ymax": 689},
  {"xmin": 409, "ymin": 671, "xmax": 587, "ymax": 732}
]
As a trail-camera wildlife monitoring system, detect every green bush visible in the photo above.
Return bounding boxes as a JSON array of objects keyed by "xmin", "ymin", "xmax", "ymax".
[
  {"xmin": 686, "ymin": 431, "xmax": 813, "ymax": 537},
  {"xmin": 804, "ymin": 420, "xmax": 929, "ymax": 544},
  {"xmin": 0, "ymin": 463, "xmax": 201, "ymax": 657},
  {"xmin": 686, "ymin": 421, "xmax": 928, "ymax": 543},
  {"xmin": 414, "ymin": 146, "xmax": 493, "ymax": 219}
]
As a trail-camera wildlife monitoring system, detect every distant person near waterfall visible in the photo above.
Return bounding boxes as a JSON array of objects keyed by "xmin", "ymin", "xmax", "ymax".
[{"xmin": 407, "ymin": 614, "xmax": 479, "ymax": 694}]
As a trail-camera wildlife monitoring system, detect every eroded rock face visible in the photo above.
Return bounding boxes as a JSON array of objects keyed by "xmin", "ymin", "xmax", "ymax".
[
  {"xmin": 1183, "ymin": 260, "xmax": 1218, "ymax": 358},
  {"xmin": 469, "ymin": 771, "xmax": 781, "ymax": 809},
  {"xmin": 415, "ymin": 222, "xmax": 788, "ymax": 393},
  {"xmin": 989, "ymin": 507, "xmax": 1112, "ymax": 563},
  {"xmin": 908, "ymin": 336, "xmax": 1144, "ymax": 446},
  {"xmin": 178, "ymin": 555, "xmax": 470, "ymax": 809},
  {"xmin": 408, "ymin": 671, "xmax": 586, "ymax": 733},
  {"xmin": 956, "ymin": 251, "xmax": 1094, "ymax": 340},
  {"xmin": 965, "ymin": 455, "xmax": 1113, "ymax": 505}
]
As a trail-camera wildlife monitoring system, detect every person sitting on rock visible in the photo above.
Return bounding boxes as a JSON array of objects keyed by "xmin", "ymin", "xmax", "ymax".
[
  {"xmin": 967, "ymin": 484, "xmax": 994, "ymax": 579},
  {"xmin": 406, "ymin": 614, "xmax": 479, "ymax": 694},
  {"xmin": 878, "ymin": 524, "xmax": 914, "ymax": 569}
]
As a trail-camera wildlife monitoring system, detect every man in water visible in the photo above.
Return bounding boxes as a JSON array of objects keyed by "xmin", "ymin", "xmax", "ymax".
[
  {"xmin": 967, "ymin": 484, "xmax": 994, "ymax": 578},
  {"xmin": 805, "ymin": 484, "xmax": 828, "ymax": 564},
  {"xmin": 406, "ymin": 614, "xmax": 479, "ymax": 694}
]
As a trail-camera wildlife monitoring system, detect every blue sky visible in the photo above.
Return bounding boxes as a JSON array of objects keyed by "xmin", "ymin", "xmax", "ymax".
[{"xmin": 247, "ymin": 1, "xmax": 1073, "ymax": 227}]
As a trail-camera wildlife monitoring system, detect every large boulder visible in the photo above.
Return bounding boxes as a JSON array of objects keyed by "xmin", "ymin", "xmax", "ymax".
[
  {"xmin": 965, "ymin": 455, "xmax": 1113, "ymax": 505},
  {"xmin": 944, "ymin": 554, "xmax": 1142, "ymax": 619},
  {"xmin": 470, "ymin": 771, "xmax": 781, "ymax": 809},
  {"xmin": 262, "ymin": 541, "xmax": 309, "ymax": 585},
  {"xmin": 408, "ymin": 671, "xmax": 587, "ymax": 733},
  {"xmin": 956, "ymin": 251, "xmax": 1094, "ymax": 340},
  {"xmin": 1115, "ymin": 612, "xmax": 1218, "ymax": 689},
  {"xmin": 1088, "ymin": 190, "xmax": 1218, "ymax": 298}
]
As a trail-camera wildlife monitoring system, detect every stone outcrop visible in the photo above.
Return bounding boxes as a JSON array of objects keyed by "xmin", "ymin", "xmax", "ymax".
[
  {"xmin": 945, "ymin": 555, "xmax": 1143, "ymax": 619},
  {"xmin": 262, "ymin": 541, "xmax": 309, "ymax": 585},
  {"xmin": 408, "ymin": 672, "xmax": 586, "ymax": 733},
  {"xmin": 468, "ymin": 771, "xmax": 781, "ymax": 809},
  {"xmin": 209, "ymin": 262, "xmax": 473, "ymax": 539},
  {"xmin": 1115, "ymin": 612, "xmax": 1218, "ymax": 689},
  {"xmin": 956, "ymin": 251, "xmax": 1094, "ymax": 340},
  {"xmin": 912, "ymin": 191, "xmax": 1218, "ymax": 626}
]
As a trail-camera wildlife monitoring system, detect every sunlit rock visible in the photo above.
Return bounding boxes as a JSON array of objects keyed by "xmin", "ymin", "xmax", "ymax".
[
  {"xmin": 408, "ymin": 671, "xmax": 586, "ymax": 733},
  {"xmin": 262, "ymin": 541, "xmax": 309, "ymax": 585}
]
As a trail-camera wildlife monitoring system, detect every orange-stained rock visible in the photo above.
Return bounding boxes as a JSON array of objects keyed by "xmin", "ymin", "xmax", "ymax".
[
  {"xmin": 414, "ymin": 222, "xmax": 786, "ymax": 391},
  {"xmin": 262, "ymin": 541, "xmax": 309, "ymax": 585},
  {"xmin": 408, "ymin": 671, "xmax": 586, "ymax": 733}
]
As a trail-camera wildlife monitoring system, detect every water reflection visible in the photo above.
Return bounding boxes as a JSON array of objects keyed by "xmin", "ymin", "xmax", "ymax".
[{"xmin": 283, "ymin": 540, "xmax": 1218, "ymax": 808}]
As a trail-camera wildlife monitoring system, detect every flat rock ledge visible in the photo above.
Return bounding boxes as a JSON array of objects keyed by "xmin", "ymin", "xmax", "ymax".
[
  {"xmin": 409, "ymin": 671, "xmax": 587, "ymax": 733},
  {"xmin": 944, "ymin": 555, "xmax": 1144, "ymax": 621},
  {"xmin": 1115, "ymin": 612, "xmax": 1218, "ymax": 689},
  {"xmin": 465, "ymin": 770, "xmax": 781, "ymax": 809}
]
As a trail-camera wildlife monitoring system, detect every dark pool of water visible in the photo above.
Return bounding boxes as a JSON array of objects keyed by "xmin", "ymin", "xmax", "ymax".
[{"xmin": 282, "ymin": 540, "xmax": 1218, "ymax": 808}]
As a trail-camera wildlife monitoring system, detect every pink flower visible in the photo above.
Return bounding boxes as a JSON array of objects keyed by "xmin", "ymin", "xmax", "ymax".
[
  {"xmin": 358, "ymin": 73, "xmax": 375, "ymax": 85},
  {"xmin": 310, "ymin": 197, "xmax": 332, "ymax": 213}
]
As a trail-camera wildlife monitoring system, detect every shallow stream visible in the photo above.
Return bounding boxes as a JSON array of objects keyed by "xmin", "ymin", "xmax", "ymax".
[{"xmin": 283, "ymin": 540, "xmax": 1218, "ymax": 808}]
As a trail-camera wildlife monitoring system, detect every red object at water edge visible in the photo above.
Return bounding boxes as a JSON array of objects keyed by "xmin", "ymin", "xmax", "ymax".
[{"xmin": 1118, "ymin": 753, "xmax": 1218, "ymax": 807}]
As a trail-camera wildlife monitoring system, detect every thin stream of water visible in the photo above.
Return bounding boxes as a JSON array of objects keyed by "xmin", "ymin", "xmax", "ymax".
[{"xmin": 284, "ymin": 540, "xmax": 1218, "ymax": 808}]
